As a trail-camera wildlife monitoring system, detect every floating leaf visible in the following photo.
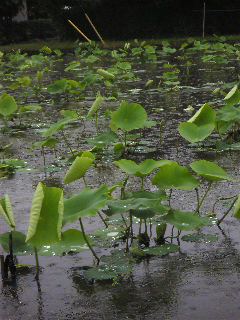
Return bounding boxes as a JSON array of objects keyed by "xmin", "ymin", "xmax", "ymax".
[
  {"xmin": 110, "ymin": 101, "xmax": 147, "ymax": 132},
  {"xmin": 63, "ymin": 186, "xmax": 109, "ymax": 225},
  {"xmin": 190, "ymin": 160, "xmax": 232, "ymax": 181},
  {"xmin": 26, "ymin": 183, "xmax": 64, "ymax": 247},
  {"xmin": 182, "ymin": 233, "xmax": 218, "ymax": 243},
  {"xmin": 143, "ymin": 244, "xmax": 179, "ymax": 256},
  {"xmin": 152, "ymin": 162, "xmax": 199, "ymax": 190}
]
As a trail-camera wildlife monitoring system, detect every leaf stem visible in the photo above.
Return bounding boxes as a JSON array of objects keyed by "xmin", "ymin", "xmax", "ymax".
[
  {"xmin": 34, "ymin": 247, "xmax": 40, "ymax": 280},
  {"xmin": 196, "ymin": 182, "xmax": 212, "ymax": 214},
  {"xmin": 79, "ymin": 218, "xmax": 100, "ymax": 265},
  {"xmin": 217, "ymin": 197, "xmax": 237, "ymax": 225}
]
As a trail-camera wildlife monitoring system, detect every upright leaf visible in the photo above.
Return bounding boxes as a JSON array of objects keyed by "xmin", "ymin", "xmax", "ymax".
[
  {"xmin": 64, "ymin": 155, "xmax": 94, "ymax": 184},
  {"xmin": 26, "ymin": 183, "xmax": 64, "ymax": 247},
  {"xmin": 0, "ymin": 195, "xmax": 15, "ymax": 229}
]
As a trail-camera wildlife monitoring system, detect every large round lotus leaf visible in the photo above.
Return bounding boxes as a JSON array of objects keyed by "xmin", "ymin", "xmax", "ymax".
[
  {"xmin": 160, "ymin": 210, "xmax": 214, "ymax": 231},
  {"xmin": 63, "ymin": 186, "xmax": 109, "ymax": 225},
  {"xmin": 114, "ymin": 159, "xmax": 174, "ymax": 177},
  {"xmin": 188, "ymin": 103, "xmax": 216, "ymax": 126},
  {"xmin": 110, "ymin": 101, "xmax": 147, "ymax": 132},
  {"xmin": 152, "ymin": 163, "xmax": 199, "ymax": 190},
  {"xmin": 190, "ymin": 160, "xmax": 232, "ymax": 181},
  {"xmin": 179, "ymin": 122, "xmax": 214, "ymax": 143},
  {"xmin": 0, "ymin": 93, "xmax": 17, "ymax": 117}
]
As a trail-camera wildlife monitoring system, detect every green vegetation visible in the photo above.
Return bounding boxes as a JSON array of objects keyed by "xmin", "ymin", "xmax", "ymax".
[{"xmin": 0, "ymin": 37, "xmax": 240, "ymax": 284}]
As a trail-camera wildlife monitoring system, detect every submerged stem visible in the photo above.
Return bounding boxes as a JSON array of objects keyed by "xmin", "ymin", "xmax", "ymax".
[{"xmin": 79, "ymin": 218, "xmax": 100, "ymax": 265}]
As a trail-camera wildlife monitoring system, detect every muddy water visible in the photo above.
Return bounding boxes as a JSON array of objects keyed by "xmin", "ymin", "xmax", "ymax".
[{"xmin": 1, "ymin": 45, "xmax": 240, "ymax": 319}]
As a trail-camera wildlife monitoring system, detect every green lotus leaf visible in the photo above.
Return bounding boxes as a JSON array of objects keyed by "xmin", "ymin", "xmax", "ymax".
[
  {"xmin": 179, "ymin": 122, "xmax": 214, "ymax": 143},
  {"xmin": 224, "ymin": 85, "xmax": 240, "ymax": 106},
  {"xmin": 0, "ymin": 231, "xmax": 33, "ymax": 255},
  {"xmin": 0, "ymin": 195, "xmax": 15, "ymax": 229},
  {"xmin": 114, "ymin": 159, "xmax": 174, "ymax": 177},
  {"xmin": 63, "ymin": 185, "xmax": 109, "ymax": 225},
  {"xmin": 190, "ymin": 160, "xmax": 232, "ymax": 181},
  {"xmin": 181, "ymin": 233, "xmax": 218, "ymax": 243},
  {"xmin": 106, "ymin": 191, "xmax": 168, "ymax": 217},
  {"xmin": 47, "ymin": 79, "xmax": 68, "ymax": 94},
  {"xmin": 188, "ymin": 103, "xmax": 216, "ymax": 126},
  {"xmin": 143, "ymin": 244, "xmax": 179, "ymax": 256},
  {"xmin": 179, "ymin": 103, "xmax": 216, "ymax": 143},
  {"xmin": 38, "ymin": 229, "xmax": 88, "ymax": 256},
  {"xmin": 87, "ymin": 93, "xmax": 104, "ymax": 118},
  {"xmin": 64, "ymin": 156, "xmax": 94, "ymax": 184},
  {"xmin": 152, "ymin": 162, "xmax": 199, "ymax": 190},
  {"xmin": 160, "ymin": 210, "xmax": 214, "ymax": 231},
  {"xmin": 110, "ymin": 101, "xmax": 147, "ymax": 132},
  {"xmin": 26, "ymin": 183, "xmax": 64, "ymax": 247},
  {"xmin": 0, "ymin": 93, "xmax": 17, "ymax": 117}
]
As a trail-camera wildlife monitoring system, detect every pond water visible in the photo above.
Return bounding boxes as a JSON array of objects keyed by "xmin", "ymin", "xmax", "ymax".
[{"xmin": 1, "ymin": 40, "xmax": 240, "ymax": 319}]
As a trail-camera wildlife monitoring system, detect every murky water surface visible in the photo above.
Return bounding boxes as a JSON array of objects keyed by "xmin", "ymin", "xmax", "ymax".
[{"xmin": 1, "ymin": 42, "xmax": 240, "ymax": 319}]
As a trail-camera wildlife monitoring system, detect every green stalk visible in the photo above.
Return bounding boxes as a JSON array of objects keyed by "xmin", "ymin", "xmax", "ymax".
[
  {"xmin": 79, "ymin": 218, "xmax": 100, "ymax": 265},
  {"xmin": 34, "ymin": 247, "xmax": 40, "ymax": 280},
  {"xmin": 217, "ymin": 197, "xmax": 237, "ymax": 225},
  {"xmin": 196, "ymin": 182, "xmax": 212, "ymax": 214}
]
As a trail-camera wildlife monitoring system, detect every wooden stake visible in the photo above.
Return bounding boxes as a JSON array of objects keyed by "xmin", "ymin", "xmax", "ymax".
[
  {"xmin": 84, "ymin": 13, "xmax": 105, "ymax": 45},
  {"xmin": 68, "ymin": 19, "xmax": 92, "ymax": 44}
]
